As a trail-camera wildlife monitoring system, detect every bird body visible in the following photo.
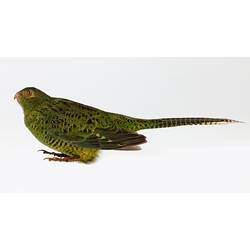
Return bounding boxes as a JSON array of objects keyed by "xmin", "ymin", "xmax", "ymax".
[{"xmin": 15, "ymin": 87, "xmax": 238, "ymax": 163}]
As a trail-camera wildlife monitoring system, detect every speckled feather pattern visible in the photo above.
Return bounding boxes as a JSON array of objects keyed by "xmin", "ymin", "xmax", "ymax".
[{"xmin": 15, "ymin": 87, "xmax": 238, "ymax": 163}]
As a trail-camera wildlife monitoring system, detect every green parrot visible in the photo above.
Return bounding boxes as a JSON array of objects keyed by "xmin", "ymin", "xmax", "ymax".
[{"xmin": 14, "ymin": 87, "xmax": 239, "ymax": 163}]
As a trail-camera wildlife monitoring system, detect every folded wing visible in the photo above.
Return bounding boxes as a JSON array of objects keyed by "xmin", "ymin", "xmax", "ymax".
[{"xmin": 48, "ymin": 128, "xmax": 147, "ymax": 150}]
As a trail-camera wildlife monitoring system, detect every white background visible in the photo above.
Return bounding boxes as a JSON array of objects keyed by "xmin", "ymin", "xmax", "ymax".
[
  {"xmin": 0, "ymin": 58, "xmax": 249, "ymax": 192},
  {"xmin": 0, "ymin": 0, "xmax": 250, "ymax": 249}
]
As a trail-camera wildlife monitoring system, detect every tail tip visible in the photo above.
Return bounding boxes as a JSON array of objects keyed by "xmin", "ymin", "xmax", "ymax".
[{"xmin": 227, "ymin": 119, "xmax": 245, "ymax": 124}]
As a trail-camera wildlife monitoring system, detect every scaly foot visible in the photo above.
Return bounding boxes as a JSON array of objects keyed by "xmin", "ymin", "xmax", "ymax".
[{"xmin": 43, "ymin": 156, "xmax": 81, "ymax": 163}]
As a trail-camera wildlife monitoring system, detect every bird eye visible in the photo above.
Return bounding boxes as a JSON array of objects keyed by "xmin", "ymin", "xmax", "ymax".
[{"xmin": 25, "ymin": 89, "xmax": 33, "ymax": 97}]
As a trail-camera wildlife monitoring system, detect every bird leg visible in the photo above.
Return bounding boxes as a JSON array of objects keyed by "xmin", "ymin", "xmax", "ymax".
[
  {"xmin": 43, "ymin": 156, "xmax": 81, "ymax": 163},
  {"xmin": 38, "ymin": 149, "xmax": 69, "ymax": 158}
]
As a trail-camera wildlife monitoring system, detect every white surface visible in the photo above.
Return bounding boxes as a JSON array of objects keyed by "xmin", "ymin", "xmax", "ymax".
[
  {"xmin": 0, "ymin": 58, "xmax": 249, "ymax": 192},
  {"xmin": 1, "ymin": 194, "xmax": 249, "ymax": 250},
  {"xmin": 1, "ymin": 0, "xmax": 250, "ymax": 57}
]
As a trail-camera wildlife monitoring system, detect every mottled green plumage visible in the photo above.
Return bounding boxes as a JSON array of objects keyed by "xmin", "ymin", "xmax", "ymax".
[{"xmin": 15, "ymin": 87, "xmax": 238, "ymax": 163}]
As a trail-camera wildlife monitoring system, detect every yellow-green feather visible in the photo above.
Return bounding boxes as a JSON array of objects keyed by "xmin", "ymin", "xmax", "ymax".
[{"xmin": 17, "ymin": 87, "xmax": 238, "ymax": 163}]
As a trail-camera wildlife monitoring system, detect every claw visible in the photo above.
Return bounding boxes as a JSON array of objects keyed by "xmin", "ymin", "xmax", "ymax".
[
  {"xmin": 43, "ymin": 157, "xmax": 53, "ymax": 161},
  {"xmin": 38, "ymin": 149, "xmax": 49, "ymax": 154}
]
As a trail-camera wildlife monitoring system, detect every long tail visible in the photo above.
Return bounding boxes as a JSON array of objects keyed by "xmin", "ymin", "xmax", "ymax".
[{"xmin": 135, "ymin": 117, "xmax": 240, "ymax": 130}]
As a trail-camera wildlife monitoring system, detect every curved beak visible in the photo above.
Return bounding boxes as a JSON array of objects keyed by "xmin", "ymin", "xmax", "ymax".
[{"xmin": 14, "ymin": 92, "xmax": 20, "ymax": 101}]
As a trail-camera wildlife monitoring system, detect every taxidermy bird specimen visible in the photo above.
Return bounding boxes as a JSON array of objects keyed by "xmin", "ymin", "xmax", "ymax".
[{"xmin": 15, "ymin": 87, "xmax": 239, "ymax": 163}]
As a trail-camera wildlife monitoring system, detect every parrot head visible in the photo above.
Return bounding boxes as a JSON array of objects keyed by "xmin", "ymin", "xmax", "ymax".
[{"xmin": 14, "ymin": 87, "xmax": 50, "ymax": 112}]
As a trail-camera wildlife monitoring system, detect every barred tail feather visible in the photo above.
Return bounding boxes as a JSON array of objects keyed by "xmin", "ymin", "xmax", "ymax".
[{"xmin": 138, "ymin": 117, "xmax": 240, "ymax": 130}]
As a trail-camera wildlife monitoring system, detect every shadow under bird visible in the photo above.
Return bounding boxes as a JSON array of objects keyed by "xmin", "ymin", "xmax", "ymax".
[{"xmin": 14, "ymin": 87, "xmax": 239, "ymax": 163}]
